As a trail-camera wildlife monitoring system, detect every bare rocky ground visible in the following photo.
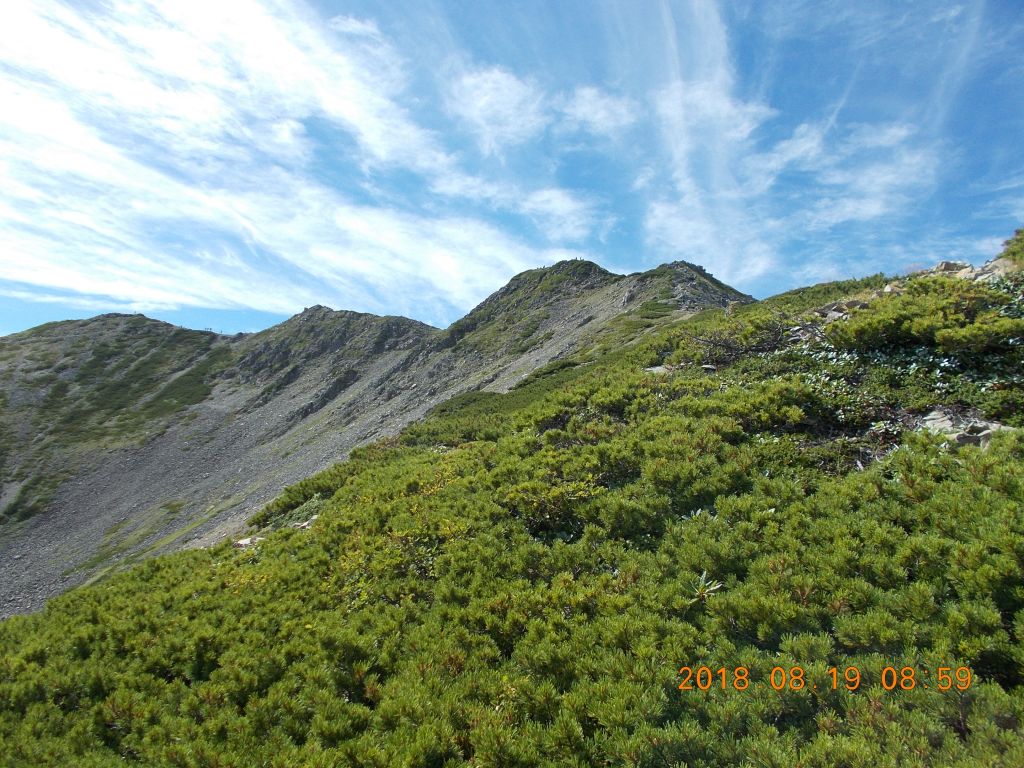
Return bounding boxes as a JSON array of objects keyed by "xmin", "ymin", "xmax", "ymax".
[{"xmin": 0, "ymin": 259, "xmax": 750, "ymax": 616}]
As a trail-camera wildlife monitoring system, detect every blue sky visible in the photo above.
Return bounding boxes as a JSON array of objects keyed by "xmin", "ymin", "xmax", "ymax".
[{"xmin": 1, "ymin": 0, "xmax": 1022, "ymax": 336}]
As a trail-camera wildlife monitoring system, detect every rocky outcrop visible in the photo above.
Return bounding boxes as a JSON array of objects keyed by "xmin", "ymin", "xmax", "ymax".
[
  {"xmin": 914, "ymin": 255, "xmax": 1017, "ymax": 284},
  {"xmin": 919, "ymin": 408, "xmax": 1011, "ymax": 448}
]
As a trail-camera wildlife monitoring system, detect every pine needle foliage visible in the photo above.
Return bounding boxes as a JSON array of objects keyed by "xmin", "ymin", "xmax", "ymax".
[{"xmin": 1, "ymin": 262, "xmax": 1024, "ymax": 766}]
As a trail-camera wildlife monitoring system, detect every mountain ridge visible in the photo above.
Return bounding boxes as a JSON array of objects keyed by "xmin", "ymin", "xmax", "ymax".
[{"xmin": 0, "ymin": 257, "xmax": 750, "ymax": 615}]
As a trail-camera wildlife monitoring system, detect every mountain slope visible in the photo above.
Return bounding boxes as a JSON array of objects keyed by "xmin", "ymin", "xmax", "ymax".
[
  {"xmin": 0, "ymin": 235, "xmax": 1021, "ymax": 766},
  {"xmin": 0, "ymin": 316, "xmax": 230, "ymax": 520},
  {"xmin": 0, "ymin": 259, "xmax": 749, "ymax": 615}
]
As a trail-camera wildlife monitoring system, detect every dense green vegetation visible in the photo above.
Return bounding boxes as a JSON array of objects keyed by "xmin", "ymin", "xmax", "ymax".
[
  {"xmin": 825, "ymin": 277, "xmax": 1024, "ymax": 359},
  {"xmin": 1003, "ymin": 229, "xmax": 1024, "ymax": 268},
  {"xmin": 1, "ymin": 249, "xmax": 1023, "ymax": 766}
]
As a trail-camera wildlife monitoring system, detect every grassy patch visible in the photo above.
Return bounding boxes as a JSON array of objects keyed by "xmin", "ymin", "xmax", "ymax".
[
  {"xmin": 72, "ymin": 500, "xmax": 189, "ymax": 576},
  {"xmin": 0, "ymin": 472, "xmax": 63, "ymax": 524}
]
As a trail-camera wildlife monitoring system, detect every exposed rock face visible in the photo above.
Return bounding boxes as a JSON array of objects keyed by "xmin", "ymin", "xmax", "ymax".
[
  {"xmin": 0, "ymin": 258, "xmax": 749, "ymax": 616},
  {"xmin": 919, "ymin": 408, "xmax": 1011, "ymax": 449},
  {"xmin": 914, "ymin": 255, "xmax": 1016, "ymax": 283},
  {"xmin": 920, "ymin": 409, "xmax": 957, "ymax": 434}
]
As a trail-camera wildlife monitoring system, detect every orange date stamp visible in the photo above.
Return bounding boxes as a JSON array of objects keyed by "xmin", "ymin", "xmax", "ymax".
[{"xmin": 677, "ymin": 665, "xmax": 973, "ymax": 692}]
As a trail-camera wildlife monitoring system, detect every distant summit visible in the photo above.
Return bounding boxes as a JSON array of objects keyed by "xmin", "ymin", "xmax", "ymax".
[{"xmin": 444, "ymin": 258, "xmax": 748, "ymax": 351}]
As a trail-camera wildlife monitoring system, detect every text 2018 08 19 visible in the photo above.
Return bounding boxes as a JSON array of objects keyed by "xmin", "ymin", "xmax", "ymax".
[{"xmin": 677, "ymin": 665, "xmax": 973, "ymax": 692}]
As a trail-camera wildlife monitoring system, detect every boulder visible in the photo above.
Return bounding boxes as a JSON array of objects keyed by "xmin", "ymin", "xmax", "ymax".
[
  {"xmin": 920, "ymin": 409, "xmax": 1010, "ymax": 449},
  {"xmin": 920, "ymin": 409, "xmax": 956, "ymax": 434},
  {"xmin": 970, "ymin": 256, "xmax": 1016, "ymax": 283},
  {"xmin": 953, "ymin": 422, "xmax": 1009, "ymax": 449},
  {"xmin": 911, "ymin": 255, "xmax": 1018, "ymax": 284}
]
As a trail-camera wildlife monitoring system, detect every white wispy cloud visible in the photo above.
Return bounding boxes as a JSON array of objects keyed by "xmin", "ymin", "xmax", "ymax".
[
  {"xmin": 560, "ymin": 87, "xmax": 639, "ymax": 136},
  {"xmin": 0, "ymin": 0, "xmax": 1019, "ymax": 331},
  {"xmin": 519, "ymin": 188, "xmax": 598, "ymax": 243},
  {"xmin": 741, "ymin": 123, "xmax": 826, "ymax": 195},
  {"xmin": 632, "ymin": 1, "xmax": 971, "ymax": 289},
  {"xmin": 0, "ymin": 0, "xmax": 451, "ymax": 174},
  {"xmin": 446, "ymin": 65, "xmax": 549, "ymax": 156},
  {"xmin": 806, "ymin": 140, "xmax": 938, "ymax": 229},
  {"xmin": 0, "ymin": 286, "xmax": 179, "ymax": 314},
  {"xmin": 640, "ymin": 1, "xmax": 779, "ymax": 284},
  {"xmin": 428, "ymin": 172, "xmax": 599, "ymax": 244},
  {"xmin": 0, "ymin": 0, "xmax": 599, "ymax": 325},
  {"xmin": 221, "ymin": 175, "xmax": 564, "ymax": 317},
  {"xmin": 328, "ymin": 15, "xmax": 383, "ymax": 38}
]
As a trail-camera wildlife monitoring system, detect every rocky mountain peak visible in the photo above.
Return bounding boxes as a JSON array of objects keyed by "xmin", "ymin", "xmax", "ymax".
[
  {"xmin": 298, "ymin": 304, "xmax": 334, "ymax": 316},
  {"xmin": 501, "ymin": 259, "xmax": 616, "ymax": 295}
]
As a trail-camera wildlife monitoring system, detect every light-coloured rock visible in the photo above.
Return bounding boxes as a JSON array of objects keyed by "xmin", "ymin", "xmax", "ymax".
[
  {"xmin": 921, "ymin": 409, "xmax": 956, "ymax": 434},
  {"xmin": 954, "ymin": 427, "xmax": 990, "ymax": 447},
  {"xmin": 913, "ymin": 255, "xmax": 1018, "ymax": 284},
  {"xmin": 233, "ymin": 536, "xmax": 265, "ymax": 548},
  {"xmin": 953, "ymin": 422, "xmax": 1009, "ymax": 449},
  {"xmin": 920, "ymin": 408, "xmax": 1011, "ymax": 449},
  {"xmin": 970, "ymin": 256, "xmax": 1016, "ymax": 283}
]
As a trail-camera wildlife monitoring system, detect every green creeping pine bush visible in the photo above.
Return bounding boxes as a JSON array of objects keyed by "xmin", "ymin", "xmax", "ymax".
[
  {"xmin": 1002, "ymin": 228, "xmax": 1024, "ymax": 267},
  {"xmin": 825, "ymin": 276, "xmax": 1024, "ymax": 357},
  {"xmin": 2, "ymin": 264, "xmax": 1024, "ymax": 766}
]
